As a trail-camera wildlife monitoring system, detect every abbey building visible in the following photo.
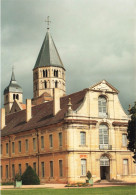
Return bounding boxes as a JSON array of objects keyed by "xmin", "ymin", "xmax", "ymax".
[{"xmin": 1, "ymin": 26, "xmax": 136, "ymax": 184}]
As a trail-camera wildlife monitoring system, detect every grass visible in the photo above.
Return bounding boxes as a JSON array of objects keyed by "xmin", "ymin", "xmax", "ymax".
[{"xmin": 1, "ymin": 186, "xmax": 136, "ymax": 195}]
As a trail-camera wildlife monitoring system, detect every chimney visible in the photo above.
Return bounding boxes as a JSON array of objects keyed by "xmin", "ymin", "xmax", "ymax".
[
  {"xmin": 0, "ymin": 108, "xmax": 5, "ymax": 129},
  {"xmin": 26, "ymin": 99, "xmax": 32, "ymax": 122},
  {"xmin": 53, "ymin": 88, "xmax": 61, "ymax": 115}
]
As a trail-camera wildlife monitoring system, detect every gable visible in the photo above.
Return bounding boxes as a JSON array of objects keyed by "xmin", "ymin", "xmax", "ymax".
[{"xmin": 89, "ymin": 80, "xmax": 119, "ymax": 93}]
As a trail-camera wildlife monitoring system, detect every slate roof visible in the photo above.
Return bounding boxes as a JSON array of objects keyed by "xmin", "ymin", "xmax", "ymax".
[
  {"xmin": 34, "ymin": 30, "xmax": 64, "ymax": 70},
  {"xmin": 4, "ymin": 70, "xmax": 23, "ymax": 95},
  {"xmin": 1, "ymin": 89, "xmax": 87, "ymax": 137}
]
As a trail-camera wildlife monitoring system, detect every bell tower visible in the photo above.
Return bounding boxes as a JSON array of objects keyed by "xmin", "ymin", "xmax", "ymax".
[
  {"xmin": 4, "ymin": 68, "xmax": 23, "ymax": 115},
  {"xmin": 33, "ymin": 17, "xmax": 66, "ymax": 103}
]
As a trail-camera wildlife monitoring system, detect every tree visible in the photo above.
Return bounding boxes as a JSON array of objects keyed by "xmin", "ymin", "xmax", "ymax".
[
  {"xmin": 21, "ymin": 166, "xmax": 40, "ymax": 185},
  {"xmin": 127, "ymin": 102, "xmax": 136, "ymax": 163}
]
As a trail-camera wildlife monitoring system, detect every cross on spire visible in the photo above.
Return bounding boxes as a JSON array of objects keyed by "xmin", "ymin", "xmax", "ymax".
[{"xmin": 45, "ymin": 16, "xmax": 51, "ymax": 30}]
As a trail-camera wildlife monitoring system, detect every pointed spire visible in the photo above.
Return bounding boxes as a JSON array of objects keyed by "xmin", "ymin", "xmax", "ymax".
[
  {"xmin": 34, "ymin": 28, "xmax": 64, "ymax": 70},
  {"xmin": 11, "ymin": 66, "xmax": 16, "ymax": 81}
]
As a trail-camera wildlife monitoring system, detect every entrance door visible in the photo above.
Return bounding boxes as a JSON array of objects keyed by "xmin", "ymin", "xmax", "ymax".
[
  {"xmin": 100, "ymin": 166, "xmax": 110, "ymax": 180},
  {"xmin": 100, "ymin": 156, "xmax": 110, "ymax": 180}
]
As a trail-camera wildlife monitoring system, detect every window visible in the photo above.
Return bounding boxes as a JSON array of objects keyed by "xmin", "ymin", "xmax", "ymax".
[
  {"xmin": 80, "ymin": 132, "xmax": 86, "ymax": 145},
  {"xmin": 0, "ymin": 166, "xmax": 2, "ymax": 178},
  {"xmin": 59, "ymin": 160, "xmax": 63, "ymax": 177},
  {"xmin": 54, "ymin": 70, "xmax": 58, "ymax": 77},
  {"xmin": 100, "ymin": 156, "xmax": 109, "ymax": 166},
  {"xmin": 25, "ymin": 139, "xmax": 28, "ymax": 152},
  {"xmin": 81, "ymin": 159, "xmax": 86, "ymax": 176},
  {"xmin": 41, "ymin": 162, "xmax": 44, "ymax": 178},
  {"xmin": 98, "ymin": 96, "xmax": 107, "ymax": 117},
  {"xmin": 49, "ymin": 134, "xmax": 53, "ymax": 148},
  {"xmin": 19, "ymin": 164, "xmax": 22, "ymax": 175},
  {"xmin": 43, "ymin": 70, "xmax": 48, "ymax": 77},
  {"xmin": 59, "ymin": 132, "xmax": 62, "ymax": 147},
  {"xmin": 18, "ymin": 141, "xmax": 21, "ymax": 152},
  {"xmin": 122, "ymin": 134, "xmax": 127, "ymax": 147},
  {"xmin": 13, "ymin": 94, "xmax": 16, "ymax": 100},
  {"xmin": 26, "ymin": 163, "xmax": 29, "ymax": 169},
  {"xmin": 55, "ymin": 81, "xmax": 58, "ymax": 88},
  {"xmin": 33, "ymin": 138, "xmax": 36, "ymax": 151},
  {"xmin": 12, "ymin": 164, "xmax": 15, "ymax": 178},
  {"xmin": 0, "ymin": 144, "xmax": 2, "ymax": 155},
  {"xmin": 16, "ymin": 94, "xmax": 19, "ymax": 100},
  {"xmin": 6, "ymin": 143, "xmax": 9, "ymax": 154},
  {"xmin": 12, "ymin": 142, "xmax": 15, "ymax": 153},
  {"xmin": 50, "ymin": 161, "xmax": 53, "ymax": 177},
  {"xmin": 44, "ymin": 81, "xmax": 47, "ymax": 88},
  {"xmin": 41, "ymin": 136, "xmax": 44, "ymax": 149},
  {"xmin": 99, "ymin": 125, "xmax": 108, "ymax": 145},
  {"xmin": 123, "ymin": 159, "xmax": 128, "ymax": 175},
  {"xmin": 6, "ymin": 165, "xmax": 8, "ymax": 179},
  {"xmin": 33, "ymin": 162, "xmax": 36, "ymax": 173}
]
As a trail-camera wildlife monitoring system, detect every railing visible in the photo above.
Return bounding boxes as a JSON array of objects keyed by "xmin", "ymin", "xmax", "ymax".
[{"xmin": 99, "ymin": 144, "xmax": 112, "ymax": 150}]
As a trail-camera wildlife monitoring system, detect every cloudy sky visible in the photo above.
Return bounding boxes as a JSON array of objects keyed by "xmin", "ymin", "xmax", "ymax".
[{"xmin": 1, "ymin": 0, "xmax": 136, "ymax": 111}]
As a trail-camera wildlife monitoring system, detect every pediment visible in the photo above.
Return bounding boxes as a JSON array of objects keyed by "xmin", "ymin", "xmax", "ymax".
[{"xmin": 89, "ymin": 80, "xmax": 119, "ymax": 93}]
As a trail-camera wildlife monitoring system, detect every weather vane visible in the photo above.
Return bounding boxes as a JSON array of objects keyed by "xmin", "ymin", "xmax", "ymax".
[{"xmin": 45, "ymin": 16, "xmax": 51, "ymax": 30}]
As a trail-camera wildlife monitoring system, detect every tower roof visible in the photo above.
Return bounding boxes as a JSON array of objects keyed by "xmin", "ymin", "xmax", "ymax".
[
  {"xmin": 34, "ymin": 31, "xmax": 65, "ymax": 70},
  {"xmin": 4, "ymin": 69, "xmax": 23, "ymax": 95}
]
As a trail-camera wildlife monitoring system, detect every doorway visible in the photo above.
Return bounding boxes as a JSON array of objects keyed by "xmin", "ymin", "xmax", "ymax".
[{"xmin": 100, "ymin": 166, "xmax": 110, "ymax": 180}]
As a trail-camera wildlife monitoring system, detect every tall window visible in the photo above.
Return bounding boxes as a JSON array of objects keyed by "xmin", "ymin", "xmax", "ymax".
[
  {"xmin": 41, "ymin": 136, "xmax": 44, "ymax": 149},
  {"xmin": 41, "ymin": 162, "xmax": 44, "ymax": 178},
  {"xmin": 54, "ymin": 70, "xmax": 58, "ymax": 77},
  {"xmin": 26, "ymin": 163, "xmax": 29, "ymax": 169},
  {"xmin": 99, "ymin": 125, "xmax": 108, "ymax": 145},
  {"xmin": 81, "ymin": 159, "xmax": 86, "ymax": 176},
  {"xmin": 43, "ymin": 70, "xmax": 48, "ymax": 77},
  {"xmin": 25, "ymin": 139, "xmax": 28, "ymax": 152},
  {"xmin": 49, "ymin": 134, "xmax": 53, "ymax": 148},
  {"xmin": 16, "ymin": 94, "xmax": 19, "ymax": 100},
  {"xmin": 19, "ymin": 164, "xmax": 22, "ymax": 175},
  {"xmin": 6, "ymin": 165, "xmax": 8, "ymax": 179},
  {"xmin": 12, "ymin": 142, "xmax": 15, "ymax": 153},
  {"xmin": 123, "ymin": 159, "xmax": 128, "ymax": 175},
  {"xmin": 6, "ymin": 143, "xmax": 9, "ymax": 154},
  {"xmin": 44, "ymin": 81, "xmax": 47, "ymax": 88},
  {"xmin": 13, "ymin": 94, "xmax": 16, "ymax": 100},
  {"xmin": 59, "ymin": 160, "xmax": 63, "ymax": 177},
  {"xmin": 55, "ymin": 81, "xmax": 58, "ymax": 88},
  {"xmin": 98, "ymin": 96, "xmax": 107, "ymax": 117},
  {"xmin": 33, "ymin": 138, "xmax": 36, "ymax": 151},
  {"xmin": 59, "ymin": 132, "xmax": 62, "ymax": 147},
  {"xmin": 33, "ymin": 162, "xmax": 36, "ymax": 173},
  {"xmin": 50, "ymin": 161, "xmax": 53, "ymax": 177},
  {"xmin": 18, "ymin": 141, "xmax": 21, "ymax": 152},
  {"xmin": 12, "ymin": 164, "xmax": 15, "ymax": 179},
  {"xmin": 122, "ymin": 134, "xmax": 127, "ymax": 147},
  {"xmin": 80, "ymin": 132, "xmax": 86, "ymax": 145}
]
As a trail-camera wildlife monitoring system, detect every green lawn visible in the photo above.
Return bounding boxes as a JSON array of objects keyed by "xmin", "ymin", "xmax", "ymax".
[{"xmin": 1, "ymin": 186, "xmax": 136, "ymax": 195}]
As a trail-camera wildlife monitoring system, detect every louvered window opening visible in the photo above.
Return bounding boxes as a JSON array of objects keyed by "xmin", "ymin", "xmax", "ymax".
[
  {"xmin": 98, "ymin": 96, "xmax": 107, "ymax": 116},
  {"xmin": 100, "ymin": 156, "xmax": 109, "ymax": 166},
  {"xmin": 99, "ymin": 125, "xmax": 108, "ymax": 145}
]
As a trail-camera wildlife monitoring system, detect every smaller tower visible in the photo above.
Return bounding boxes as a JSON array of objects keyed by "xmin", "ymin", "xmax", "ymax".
[{"xmin": 4, "ymin": 68, "xmax": 23, "ymax": 115}]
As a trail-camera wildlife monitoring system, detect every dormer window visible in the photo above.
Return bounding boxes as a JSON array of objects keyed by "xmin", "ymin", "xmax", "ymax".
[{"xmin": 98, "ymin": 96, "xmax": 107, "ymax": 117}]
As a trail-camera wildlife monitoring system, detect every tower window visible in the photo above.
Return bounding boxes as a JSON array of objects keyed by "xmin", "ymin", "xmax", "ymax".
[
  {"xmin": 54, "ymin": 70, "xmax": 58, "ymax": 77},
  {"xmin": 55, "ymin": 81, "xmax": 58, "ymax": 88},
  {"xmin": 16, "ymin": 94, "xmax": 19, "ymax": 100},
  {"xmin": 13, "ymin": 94, "xmax": 16, "ymax": 100},
  {"xmin": 44, "ymin": 81, "xmax": 47, "ymax": 88},
  {"xmin": 43, "ymin": 70, "xmax": 48, "ymax": 77}
]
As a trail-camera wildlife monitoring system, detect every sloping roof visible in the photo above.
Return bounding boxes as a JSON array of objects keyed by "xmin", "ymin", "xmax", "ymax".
[
  {"xmin": 4, "ymin": 70, "xmax": 23, "ymax": 95},
  {"xmin": 34, "ymin": 30, "xmax": 64, "ymax": 70},
  {"xmin": 1, "ymin": 89, "xmax": 87, "ymax": 137}
]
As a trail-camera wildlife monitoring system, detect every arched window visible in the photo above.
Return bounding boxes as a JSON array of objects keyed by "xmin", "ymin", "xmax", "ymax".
[
  {"xmin": 54, "ymin": 70, "xmax": 58, "ymax": 77},
  {"xmin": 16, "ymin": 94, "xmax": 19, "ymax": 100},
  {"xmin": 44, "ymin": 81, "xmax": 47, "ymax": 89},
  {"xmin": 43, "ymin": 70, "xmax": 45, "ymax": 77},
  {"xmin": 45, "ymin": 70, "xmax": 48, "ymax": 77},
  {"xmin": 98, "ymin": 96, "xmax": 107, "ymax": 117},
  {"xmin": 55, "ymin": 81, "xmax": 58, "ymax": 88},
  {"xmin": 100, "ymin": 156, "xmax": 109, "ymax": 166},
  {"xmin": 13, "ymin": 94, "xmax": 15, "ymax": 100},
  {"xmin": 99, "ymin": 125, "xmax": 108, "ymax": 147}
]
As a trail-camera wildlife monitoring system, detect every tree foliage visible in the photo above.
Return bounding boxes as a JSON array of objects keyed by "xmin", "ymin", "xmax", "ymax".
[
  {"xmin": 21, "ymin": 166, "xmax": 40, "ymax": 185},
  {"xmin": 127, "ymin": 102, "xmax": 136, "ymax": 163}
]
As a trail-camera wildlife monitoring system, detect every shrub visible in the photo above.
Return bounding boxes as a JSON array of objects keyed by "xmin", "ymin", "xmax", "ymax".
[
  {"xmin": 21, "ymin": 166, "xmax": 40, "ymax": 185},
  {"xmin": 15, "ymin": 173, "xmax": 22, "ymax": 181},
  {"xmin": 86, "ymin": 171, "xmax": 92, "ymax": 180},
  {"xmin": 2, "ymin": 181, "xmax": 14, "ymax": 185}
]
